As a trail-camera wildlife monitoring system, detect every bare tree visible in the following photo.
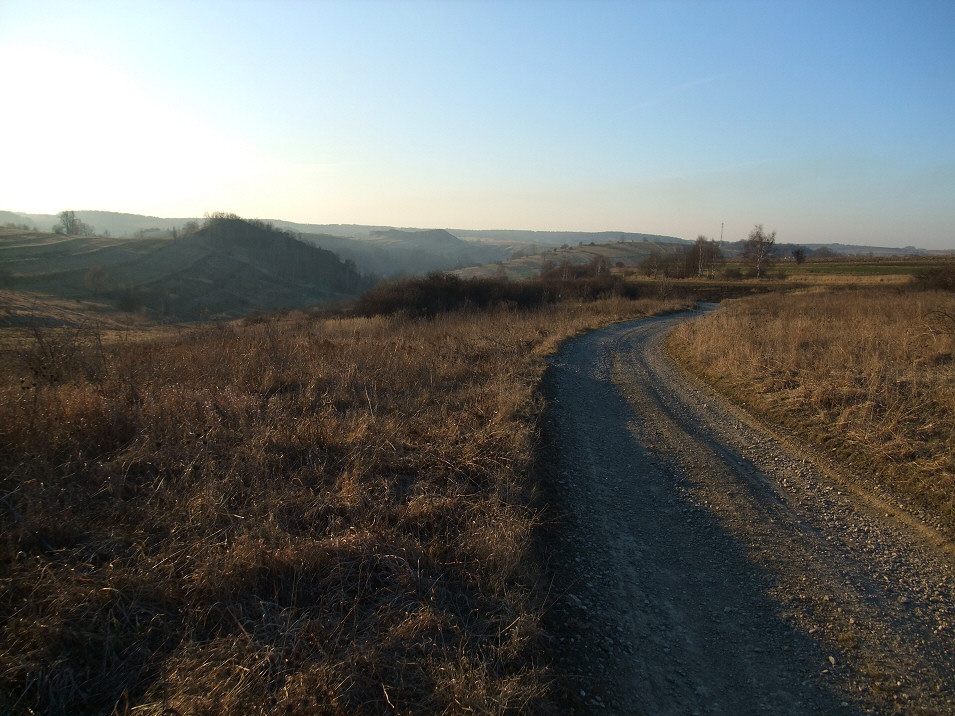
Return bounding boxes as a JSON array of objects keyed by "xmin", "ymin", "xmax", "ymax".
[
  {"xmin": 54, "ymin": 210, "xmax": 93, "ymax": 236},
  {"xmin": 589, "ymin": 255, "xmax": 610, "ymax": 277},
  {"xmin": 743, "ymin": 225, "xmax": 776, "ymax": 279},
  {"xmin": 688, "ymin": 235, "xmax": 723, "ymax": 278},
  {"xmin": 640, "ymin": 251, "xmax": 662, "ymax": 278}
]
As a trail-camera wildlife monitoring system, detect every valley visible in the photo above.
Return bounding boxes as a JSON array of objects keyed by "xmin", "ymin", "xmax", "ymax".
[{"xmin": 1, "ymin": 207, "xmax": 952, "ymax": 714}]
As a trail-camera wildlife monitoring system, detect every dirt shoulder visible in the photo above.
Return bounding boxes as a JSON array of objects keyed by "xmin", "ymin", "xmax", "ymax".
[{"xmin": 539, "ymin": 308, "xmax": 955, "ymax": 714}]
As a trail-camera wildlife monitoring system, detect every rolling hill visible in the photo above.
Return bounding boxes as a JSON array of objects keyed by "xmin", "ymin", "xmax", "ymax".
[
  {"xmin": 0, "ymin": 216, "xmax": 372, "ymax": 322},
  {"xmin": 451, "ymin": 228, "xmax": 688, "ymax": 247},
  {"xmin": 4, "ymin": 211, "xmax": 946, "ymax": 286},
  {"xmin": 300, "ymin": 228, "xmax": 521, "ymax": 277},
  {"xmin": 454, "ymin": 239, "xmax": 683, "ymax": 279}
]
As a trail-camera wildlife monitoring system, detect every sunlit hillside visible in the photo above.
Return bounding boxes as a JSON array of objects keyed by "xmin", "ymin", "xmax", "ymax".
[
  {"xmin": 0, "ymin": 216, "xmax": 372, "ymax": 322},
  {"xmin": 455, "ymin": 240, "xmax": 680, "ymax": 279}
]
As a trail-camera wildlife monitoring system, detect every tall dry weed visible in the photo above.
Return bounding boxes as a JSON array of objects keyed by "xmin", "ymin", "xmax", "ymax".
[
  {"xmin": 668, "ymin": 288, "xmax": 955, "ymax": 532},
  {"xmin": 0, "ymin": 297, "xmax": 687, "ymax": 714}
]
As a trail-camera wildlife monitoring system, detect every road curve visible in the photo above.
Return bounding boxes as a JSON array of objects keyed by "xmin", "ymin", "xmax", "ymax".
[{"xmin": 541, "ymin": 308, "xmax": 955, "ymax": 715}]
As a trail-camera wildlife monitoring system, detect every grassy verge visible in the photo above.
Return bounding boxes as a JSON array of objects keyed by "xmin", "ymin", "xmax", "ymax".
[
  {"xmin": 1, "ymin": 296, "xmax": 688, "ymax": 715},
  {"xmin": 667, "ymin": 287, "xmax": 955, "ymax": 535}
]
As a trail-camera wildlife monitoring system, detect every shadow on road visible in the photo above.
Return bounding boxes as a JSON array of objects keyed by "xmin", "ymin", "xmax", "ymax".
[{"xmin": 535, "ymin": 312, "xmax": 862, "ymax": 715}]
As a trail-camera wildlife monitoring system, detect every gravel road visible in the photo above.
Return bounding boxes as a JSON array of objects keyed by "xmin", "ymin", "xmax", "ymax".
[{"xmin": 541, "ymin": 307, "xmax": 955, "ymax": 715}]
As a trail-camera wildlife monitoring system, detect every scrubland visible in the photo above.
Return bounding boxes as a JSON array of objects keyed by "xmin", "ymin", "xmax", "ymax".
[
  {"xmin": 0, "ymin": 296, "xmax": 688, "ymax": 715},
  {"xmin": 668, "ymin": 286, "xmax": 955, "ymax": 534}
]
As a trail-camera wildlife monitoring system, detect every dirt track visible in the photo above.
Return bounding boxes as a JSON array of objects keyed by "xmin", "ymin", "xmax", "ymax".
[{"xmin": 541, "ymin": 308, "xmax": 955, "ymax": 714}]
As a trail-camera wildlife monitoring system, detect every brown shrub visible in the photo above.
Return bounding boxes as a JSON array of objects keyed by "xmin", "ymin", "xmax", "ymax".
[
  {"xmin": 354, "ymin": 273, "xmax": 644, "ymax": 318},
  {"xmin": 913, "ymin": 261, "xmax": 955, "ymax": 292}
]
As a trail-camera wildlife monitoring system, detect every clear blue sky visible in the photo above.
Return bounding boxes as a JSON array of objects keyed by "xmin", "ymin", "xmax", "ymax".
[{"xmin": 2, "ymin": 0, "xmax": 953, "ymax": 247}]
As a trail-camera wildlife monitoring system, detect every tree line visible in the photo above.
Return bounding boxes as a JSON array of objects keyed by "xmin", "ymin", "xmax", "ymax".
[{"xmin": 637, "ymin": 225, "xmax": 829, "ymax": 280}]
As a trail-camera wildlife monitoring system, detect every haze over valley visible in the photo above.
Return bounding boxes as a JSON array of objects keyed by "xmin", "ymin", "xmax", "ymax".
[{"xmin": 3, "ymin": 207, "xmax": 947, "ymax": 324}]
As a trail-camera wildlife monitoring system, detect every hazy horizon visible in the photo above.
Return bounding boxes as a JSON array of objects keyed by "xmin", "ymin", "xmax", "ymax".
[
  {"xmin": 1, "ymin": 1, "xmax": 953, "ymax": 249},
  {"xmin": 6, "ymin": 208, "xmax": 951, "ymax": 253}
]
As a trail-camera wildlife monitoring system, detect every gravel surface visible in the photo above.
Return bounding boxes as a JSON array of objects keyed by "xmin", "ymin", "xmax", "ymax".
[{"xmin": 541, "ymin": 307, "xmax": 955, "ymax": 715}]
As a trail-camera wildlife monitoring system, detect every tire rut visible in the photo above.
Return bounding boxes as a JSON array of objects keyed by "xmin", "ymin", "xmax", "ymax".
[{"xmin": 541, "ymin": 308, "xmax": 955, "ymax": 715}]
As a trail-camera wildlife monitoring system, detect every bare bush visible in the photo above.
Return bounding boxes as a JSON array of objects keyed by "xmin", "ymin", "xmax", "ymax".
[
  {"xmin": 355, "ymin": 273, "xmax": 641, "ymax": 318},
  {"xmin": 914, "ymin": 262, "xmax": 955, "ymax": 291}
]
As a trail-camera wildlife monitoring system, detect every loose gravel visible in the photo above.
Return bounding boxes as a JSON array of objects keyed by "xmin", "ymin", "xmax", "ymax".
[{"xmin": 540, "ymin": 307, "xmax": 955, "ymax": 715}]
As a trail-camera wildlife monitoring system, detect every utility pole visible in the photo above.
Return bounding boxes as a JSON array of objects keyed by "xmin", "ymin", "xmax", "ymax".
[{"xmin": 720, "ymin": 222, "xmax": 724, "ymax": 245}]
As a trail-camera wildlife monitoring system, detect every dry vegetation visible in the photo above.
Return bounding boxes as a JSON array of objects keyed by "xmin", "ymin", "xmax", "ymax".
[
  {"xmin": 668, "ymin": 286, "xmax": 955, "ymax": 534},
  {"xmin": 0, "ymin": 296, "xmax": 688, "ymax": 715}
]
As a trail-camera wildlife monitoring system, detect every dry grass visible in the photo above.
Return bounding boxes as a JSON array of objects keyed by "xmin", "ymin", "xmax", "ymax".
[
  {"xmin": 783, "ymin": 273, "xmax": 913, "ymax": 286},
  {"xmin": 668, "ymin": 287, "xmax": 955, "ymax": 534},
  {"xmin": 0, "ymin": 289, "xmax": 171, "ymax": 349},
  {"xmin": 0, "ymin": 296, "xmax": 688, "ymax": 715}
]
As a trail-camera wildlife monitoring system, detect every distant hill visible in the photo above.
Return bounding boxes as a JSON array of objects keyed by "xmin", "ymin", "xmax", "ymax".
[
  {"xmin": 797, "ymin": 242, "xmax": 950, "ymax": 257},
  {"xmin": 9, "ymin": 210, "xmax": 192, "ymax": 237},
  {"xmin": 719, "ymin": 240, "xmax": 946, "ymax": 259},
  {"xmin": 369, "ymin": 228, "xmax": 466, "ymax": 250},
  {"xmin": 4, "ymin": 211, "xmax": 946, "ymax": 283},
  {"xmin": 451, "ymin": 229, "xmax": 689, "ymax": 247},
  {"xmin": 0, "ymin": 216, "xmax": 373, "ymax": 320},
  {"xmin": 455, "ymin": 239, "xmax": 682, "ymax": 279},
  {"xmin": 299, "ymin": 229, "xmax": 522, "ymax": 278},
  {"xmin": 3, "ymin": 212, "xmax": 526, "ymax": 277},
  {"xmin": 0, "ymin": 211, "xmax": 38, "ymax": 229}
]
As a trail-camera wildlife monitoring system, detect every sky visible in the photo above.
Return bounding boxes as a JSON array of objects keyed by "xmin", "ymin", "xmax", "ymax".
[{"xmin": 1, "ymin": 0, "xmax": 953, "ymax": 248}]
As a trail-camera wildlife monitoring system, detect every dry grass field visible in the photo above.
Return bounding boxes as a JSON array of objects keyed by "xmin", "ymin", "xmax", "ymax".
[
  {"xmin": 0, "ymin": 296, "xmax": 688, "ymax": 715},
  {"xmin": 668, "ymin": 286, "xmax": 955, "ymax": 534}
]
